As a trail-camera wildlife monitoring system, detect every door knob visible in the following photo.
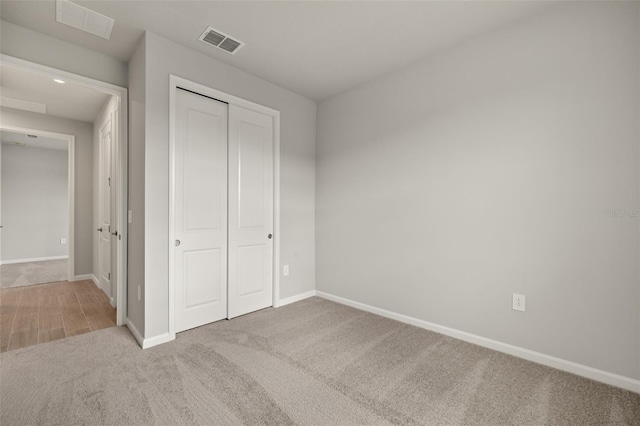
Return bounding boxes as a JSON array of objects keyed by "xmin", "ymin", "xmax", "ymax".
[
  {"xmin": 268, "ymin": 234, "xmax": 273, "ymax": 239},
  {"xmin": 97, "ymin": 227, "xmax": 103, "ymax": 232},
  {"xmin": 175, "ymin": 240, "xmax": 181, "ymax": 247}
]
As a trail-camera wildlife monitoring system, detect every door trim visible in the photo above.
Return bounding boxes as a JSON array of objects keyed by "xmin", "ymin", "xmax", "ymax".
[
  {"xmin": 0, "ymin": 54, "xmax": 129, "ymax": 327},
  {"xmin": 0, "ymin": 125, "xmax": 75, "ymax": 282},
  {"xmin": 168, "ymin": 75, "xmax": 281, "ymax": 336}
]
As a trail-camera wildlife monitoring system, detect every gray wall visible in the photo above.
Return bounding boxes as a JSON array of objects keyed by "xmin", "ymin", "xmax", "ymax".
[
  {"xmin": 0, "ymin": 20, "xmax": 127, "ymax": 88},
  {"xmin": 316, "ymin": 2, "xmax": 639, "ymax": 380},
  {"xmin": 127, "ymin": 35, "xmax": 146, "ymax": 333},
  {"xmin": 139, "ymin": 32, "xmax": 316, "ymax": 338},
  {"xmin": 0, "ymin": 108, "xmax": 94, "ymax": 277},
  {"xmin": 1, "ymin": 144, "xmax": 68, "ymax": 261}
]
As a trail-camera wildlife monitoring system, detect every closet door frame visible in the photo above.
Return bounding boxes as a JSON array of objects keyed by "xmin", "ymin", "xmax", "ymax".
[{"xmin": 168, "ymin": 75, "xmax": 281, "ymax": 336}]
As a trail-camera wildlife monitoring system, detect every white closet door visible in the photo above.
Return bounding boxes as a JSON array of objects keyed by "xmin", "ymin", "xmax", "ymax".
[
  {"xmin": 228, "ymin": 105, "xmax": 274, "ymax": 319},
  {"xmin": 174, "ymin": 89, "xmax": 228, "ymax": 332}
]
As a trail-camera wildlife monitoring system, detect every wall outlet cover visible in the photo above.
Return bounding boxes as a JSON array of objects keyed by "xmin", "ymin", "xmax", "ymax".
[
  {"xmin": 513, "ymin": 293, "xmax": 525, "ymax": 312},
  {"xmin": 283, "ymin": 264, "xmax": 290, "ymax": 276}
]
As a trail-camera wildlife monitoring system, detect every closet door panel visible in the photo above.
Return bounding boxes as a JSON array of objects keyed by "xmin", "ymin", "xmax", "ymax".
[
  {"xmin": 228, "ymin": 105, "xmax": 274, "ymax": 319},
  {"xmin": 174, "ymin": 89, "xmax": 228, "ymax": 332}
]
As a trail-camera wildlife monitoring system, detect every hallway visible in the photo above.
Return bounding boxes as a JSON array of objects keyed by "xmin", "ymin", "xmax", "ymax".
[{"xmin": 0, "ymin": 279, "xmax": 116, "ymax": 352}]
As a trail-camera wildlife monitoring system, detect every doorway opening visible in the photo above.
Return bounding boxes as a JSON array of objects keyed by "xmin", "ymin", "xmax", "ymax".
[
  {"xmin": 0, "ymin": 55, "xmax": 128, "ymax": 351},
  {"xmin": 0, "ymin": 127, "xmax": 74, "ymax": 288}
]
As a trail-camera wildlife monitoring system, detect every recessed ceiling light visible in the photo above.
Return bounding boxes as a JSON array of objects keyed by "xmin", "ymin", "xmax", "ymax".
[{"xmin": 54, "ymin": 79, "xmax": 66, "ymax": 84}]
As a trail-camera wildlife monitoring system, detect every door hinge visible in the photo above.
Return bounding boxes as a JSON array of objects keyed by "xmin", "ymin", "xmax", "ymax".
[
  {"xmin": 108, "ymin": 272, "xmax": 111, "ymax": 280},
  {"xmin": 108, "ymin": 177, "xmax": 111, "ymax": 187}
]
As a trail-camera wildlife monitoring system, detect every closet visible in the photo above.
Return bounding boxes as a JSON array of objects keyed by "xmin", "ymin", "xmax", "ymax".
[{"xmin": 172, "ymin": 86, "xmax": 275, "ymax": 333}]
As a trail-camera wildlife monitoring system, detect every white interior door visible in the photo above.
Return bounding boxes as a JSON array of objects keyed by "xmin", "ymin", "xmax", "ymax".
[
  {"xmin": 228, "ymin": 105, "xmax": 274, "ymax": 319},
  {"xmin": 174, "ymin": 88, "xmax": 228, "ymax": 332},
  {"xmin": 110, "ymin": 108, "xmax": 118, "ymax": 305},
  {"xmin": 98, "ymin": 119, "xmax": 112, "ymax": 296},
  {"xmin": 0, "ymin": 142, "xmax": 2, "ymax": 261}
]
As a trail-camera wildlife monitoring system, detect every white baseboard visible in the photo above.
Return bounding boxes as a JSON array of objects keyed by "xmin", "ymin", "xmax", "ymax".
[
  {"xmin": 141, "ymin": 332, "xmax": 176, "ymax": 349},
  {"xmin": 72, "ymin": 274, "xmax": 99, "ymax": 287},
  {"xmin": 126, "ymin": 320, "xmax": 144, "ymax": 347},
  {"xmin": 0, "ymin": 255, "xmax": 68, "ymax": 265},
  {"xmin": 126, "ymin": 320, "xmax": 176, "ymax": 349},
  {"xmin": 72, "ymin": 274, "xmax": 92, "ymax": 281},
  {"xmin": 315, "ymin": 291, "xmax": 640, "ymax": 394},
  {"xmin": 275, "ymin": 290, "xmax": 317, "ymax": 307}
]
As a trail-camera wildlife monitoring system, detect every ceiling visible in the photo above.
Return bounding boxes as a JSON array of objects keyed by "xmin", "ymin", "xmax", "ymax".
[
  {"xmin": 0, "ymin": 1, "xmax": 555, "ymax": 101},
  {"xmin": 0, "ymin": 129, "xmax": 68, "ymax": 151},
  {"xmin": 0, "ymin": 63, "xmax": 111, "ymax": 123}
]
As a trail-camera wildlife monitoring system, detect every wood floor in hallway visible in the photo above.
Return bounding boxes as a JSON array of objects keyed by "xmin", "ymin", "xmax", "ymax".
[{"xmin": 0, "ymin": 280, "xmax": 116, "ymax": 352}]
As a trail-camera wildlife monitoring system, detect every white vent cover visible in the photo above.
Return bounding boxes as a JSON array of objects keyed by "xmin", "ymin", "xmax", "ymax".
[
  {"xmin": 56, "ymin": 0, "xmax": 115, "ymax": 40},
  {"xmin": 199, "ymin": 26, "xmax": 245, "ymax": 55}
]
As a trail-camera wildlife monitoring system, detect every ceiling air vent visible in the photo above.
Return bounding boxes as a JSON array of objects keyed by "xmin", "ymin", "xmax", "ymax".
[
  {"xmin": 199, "ymin": 26, "xmax": 244, "ymax": 55},
  {"xmin": 56, "ymin": 0, "xmax": 115, "ymax": 40}
]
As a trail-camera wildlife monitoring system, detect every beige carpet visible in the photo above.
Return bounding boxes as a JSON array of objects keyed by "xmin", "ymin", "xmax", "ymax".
[
  {"xmin": 1, "ymin": 297, "xmax": 638, "ymax": 425},
  {"xmin": 0, "ymin": 259, "xmax": 68, "ymax": 289}
]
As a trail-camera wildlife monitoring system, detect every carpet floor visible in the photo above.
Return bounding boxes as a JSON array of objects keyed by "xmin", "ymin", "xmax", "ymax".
[
  {"xmin": 0, "ymin": 259, "xmax": 69, "ymax": 289},
  {"xmin": 0, "ymin": 297, "xmax": 638, "ymax": 425}
]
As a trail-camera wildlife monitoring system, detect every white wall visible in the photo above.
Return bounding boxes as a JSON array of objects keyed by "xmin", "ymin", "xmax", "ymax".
[
  {"xmin": 1, "ymin": 143, "xmax": 68, "ymax": 261},
  {"xmin": 135, "ymin": 32, "xmax": 316, "ymax": 339},
  {"xmin": 0, "ymin": 20, "xmax": 127, "ymax": 88},
  {"xmin": 316, "ymin": 2, "xmax": 639, "ymax": 380},
  {"xmin": 0, "ymin": 108, "xmax": 94, "ymax": 276}
]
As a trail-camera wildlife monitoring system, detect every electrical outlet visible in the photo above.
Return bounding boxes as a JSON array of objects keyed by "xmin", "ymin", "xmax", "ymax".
[
  {"xmin": 513, "ymin": 293, "xmax": 525, "ymax": 312},
  {"xmin": 60, "ymin": 238, "xmax": 67, "ymax": 244},
  {"xmin": 138, "ymin": 285, "xmax": 141, "ymax": 301},
  {"xmin": 283, "ymin": 265, "xmax": 289, "ymax": 276}
]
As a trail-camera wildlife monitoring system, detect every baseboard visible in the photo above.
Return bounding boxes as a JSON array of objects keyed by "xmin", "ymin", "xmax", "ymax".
[
  {"xmin": 0, "ymin": 255, "xmax": 68, "ymax": 265},
  {"xmin": 126, "ymin": 321, "xmax": 176, "ymax": 349},
  {"xmin": 72, "ymin": 274, "xmax": 99, "ymax": 287},
  {"xmin": 315, "ymin": 291, "xmax": 640, "ymax": 394},
  {"xmin": 141, "ymin": 332, "xmax": 176, "ymax": 349},
  {"xmin": 126, "ymin": 320, "xmax": 144, "ymax": 347},
  {"xmin": 275, "ymin": 290, "xmax": 317, "ymax": 307},
  {"xmin": 72, "ymin": 274, "xmax": 92, "ymax": 281}
]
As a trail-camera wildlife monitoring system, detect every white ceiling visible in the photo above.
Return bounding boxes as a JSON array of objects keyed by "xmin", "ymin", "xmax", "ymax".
[
  {"xmin": 0, "ymin": 63, "xmax": 111, "ymax": 123},
  {"xmin": 0, "ymin": 1, "xmax": 555, "ymax": 101},
  {"xmin": 1, "ymin": 129, "xmax": 68, "ymax": 151}
]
